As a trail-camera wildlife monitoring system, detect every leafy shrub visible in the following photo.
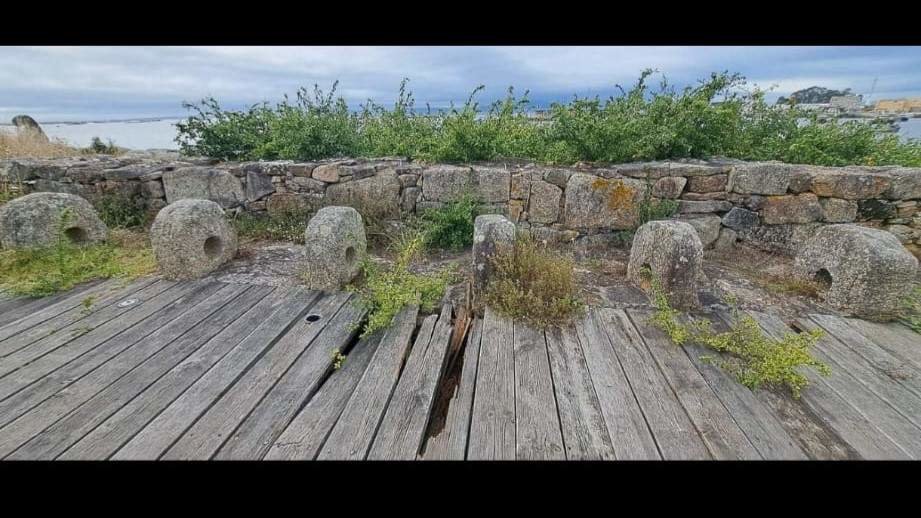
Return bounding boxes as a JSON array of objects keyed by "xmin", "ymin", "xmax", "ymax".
[
  {"xmin": 87, "ymin": 137, "xmax": 121, "ymax": 155},
  {"xmin": 417, "ymin": 193, "xmax": 481, "ymax": 251},
  {"xmin": 350, "ymin": 229, "xmax": 454, "ymax": 337},
  {"xmin": 95, "ymin": 194, "xmax": 148, "ymax": 228},
  {"xmin": 0, "ymin": 211, "xmax": 155, "ymax": 297},
  {"xmin": 175, "ymin": 71, "xmax": 921, "ymax": 168},
  {"xmin": 484, "ymin": 235, "xmax": 584, "ymax": 328},
  {"xmin": 644, "ymin": 267, "xmax": 829, "ymax": 397}
]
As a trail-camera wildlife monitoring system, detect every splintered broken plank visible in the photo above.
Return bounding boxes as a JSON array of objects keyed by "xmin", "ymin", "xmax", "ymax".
[
  {"xmin": 159, "ymin": 292, "xmax": 354, "ymax": 460},
  {"xmin": 265, "ymin": 329, "xmax": 383, "ymax": 460},
  {"xmin": 466, "ymin": 308, "xmax": 516, "ymax": 461},
  {"xmin": 369, "ymin": 305, "xmax": 454, "ymax": 460},
  {"xmin": 318, "ymin": 304, "xmax": 420, "ymax": 460},
  {"xmin": 215, "ymin": 298, "xmax": 366, "ymax": 460},
  {"xmin": 423, "ymin": 317, "xmax": 482, "ymax": 461}
]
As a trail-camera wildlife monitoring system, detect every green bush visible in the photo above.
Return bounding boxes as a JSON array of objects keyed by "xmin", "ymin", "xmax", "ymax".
[
  {"xmin": 176, "ymin": 71, "xmax": 921, "ymax": 168},
  {"xmin": 87, "ymin": 137, "xmax": 121, "ymax": 155},
  {"xmin": 417, "ymin": 193, "xmax": 481, "ymax": 251}
]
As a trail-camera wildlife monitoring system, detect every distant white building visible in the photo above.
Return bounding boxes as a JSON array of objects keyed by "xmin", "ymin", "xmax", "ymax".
[
  {"xmin": 796, "ymin": 103, "xmax": 831, "ymax": 112},
  {"xmin": 830, "ymin": 95, "xmax": 862, "ymax": 112}
]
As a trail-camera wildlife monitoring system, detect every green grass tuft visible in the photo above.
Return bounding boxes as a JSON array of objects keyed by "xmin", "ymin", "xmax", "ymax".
[{"xmin": 0, "ymin": 229, "xmax": 156, "ymax": 297}]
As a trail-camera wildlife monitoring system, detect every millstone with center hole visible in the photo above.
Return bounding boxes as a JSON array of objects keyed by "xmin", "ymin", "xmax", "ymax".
[
  {"xmin": 150, "ymin": 198, "xmax": 238, "ymax": 280},
  {"xmin": 302, "ymin": 206, "xmax": 366, "ymax": 291},
  {"xmin": 0, "ymin": 192, "xmax": 108, "ymax": 249},
  {"xmin": 794, "ymin": 224, "xmax": 919, "ymax": 321}
]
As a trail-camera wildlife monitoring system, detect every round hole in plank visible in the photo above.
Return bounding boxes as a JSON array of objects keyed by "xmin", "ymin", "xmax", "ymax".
[{"xmin": 305, "ymin": 314, "xmax": 321, "ymax": 323}]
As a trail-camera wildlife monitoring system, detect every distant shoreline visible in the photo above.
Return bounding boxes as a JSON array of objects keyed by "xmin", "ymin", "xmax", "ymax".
[{"xmin": 0, "ymin": 116, "xmax": 186, "ymax": 127}]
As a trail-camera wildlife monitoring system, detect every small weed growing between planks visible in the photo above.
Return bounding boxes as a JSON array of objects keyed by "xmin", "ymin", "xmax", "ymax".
[{"xmin": 643, "ymin": 266, "xmax": 829, "ymax": 398}]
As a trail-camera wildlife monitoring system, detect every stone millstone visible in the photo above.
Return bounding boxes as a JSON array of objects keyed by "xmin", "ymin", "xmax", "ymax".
[
  {"xmin": 150, "ymin": 199, "xmax": 238, "ymax": 281},
  {"xmin": 794, "ymin": 224, "xmax": 919, "ymax": 321},
  {"xmin": 472, "ymin": 214, "xmax": 516, "ymax": 297},
  {"xmin": 302, "ymin": 206, "xmax": 366, "ymax": 291},
  {"xmin": 627, "ymin": 220, "xmax": 704, "ymax": 309},
  {"xmin": 0, "ymin": 192, "xmax": 107, "ymax": 249}
]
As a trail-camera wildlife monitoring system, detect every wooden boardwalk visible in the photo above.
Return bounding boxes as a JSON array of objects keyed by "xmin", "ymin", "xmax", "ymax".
[{"xmin": 0, "ymin": 277, "xmax": 919, "ymax": 460}]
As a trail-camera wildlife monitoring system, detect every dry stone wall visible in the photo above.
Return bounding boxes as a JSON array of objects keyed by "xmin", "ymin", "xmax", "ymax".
[{"xmin": 3, "ymin": 153, "xmax": 921, "ymax": 259}]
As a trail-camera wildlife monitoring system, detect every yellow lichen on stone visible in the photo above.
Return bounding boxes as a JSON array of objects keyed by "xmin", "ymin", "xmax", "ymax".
[{"xmin": 590, "ymin": 177, "xmax": 636, "ymax": 212}]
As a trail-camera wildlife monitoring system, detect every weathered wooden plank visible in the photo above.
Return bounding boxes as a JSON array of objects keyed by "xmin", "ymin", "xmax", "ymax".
[
  {"xmin": 572, "ymin": 312, "xmax": 658, "ymax": 460},
  {"xmin": 369, "ymin": 305, "xmax": 454, "ymax": 460},
  {"xmin": 466, "ymin": 308, "xmax": 516, "ymax": 461},
  {"xmin": 544, "ymin": 324, "xmax": 616, "ymax": 460},
  {"xmin": 748, "ymin": 311, "xmax": 913, "ymax": 459},
  {"xmin": 626, "ymin": 309, "xmax": 761, "ymax": 460},
  {"xmin": 0, "ymin": 280, "xmax": 105, "ymax": 328},
  {"xmin": 0, "ymin": 279, "xmax": 174, "ymax": 376},
  {"xmin": 114, "ymin": 291, "xmax": 348, "ymax": 460},
  {"xmin": 0, "ymin": 281, "xmax": 225, "ymax": 430},
  {"xmin": 158, "ymin": 292, "xmax": 354, "ymax": 460},
  {"xmin": 843, "ymin": 319, "xmax": 921, "ymax": 371},
  {"xmin": 0, "ymin": 283, "xmax": 249, "ymax": 458},
  {"xmin": 711, "ymin": 310, "xmax": 856, "ymax": 460},
  {"xmin": 595, "ymin": 308, "xmax": 710, "ymax": 460},
  {"xmin": 0, "ymin": 277, "xmax": 161, "ymax": 358},
  {"xmin": 676, "ymin": 313, "xmax": 806, "ymax": 460},
  {"xmin": 422, "ymin": 317, "xmax": 483, "ymax": 460},
  {"xmin": 215, "ymin": 299, "xmax": 366, "ymax": 460},
  {"xmin": 796, "ymin": 316, "xmax": 921, "ymax": 433},
  {"xmin": 317, "ymin": 305, "xmax": 420, "ymax": 460},
  {"xmin": 0, "ymin": 280, "xmax": 206, "ymax": 404},
  {"xmin": 512, "ymin": 321, "xmax": 565, "ymax": 460},
  {"xmin": 6, "ymin": 286, "xmax": 271, "ymax": 460},
  {"xmin": 265, "ymin": 329, "xmax": 383, "ymax": 460},
  {"xmin": 361, "ymin": 312, "xmax": 437, "ymax": 460},
  {"xmin": 0, "ymin": 278, "xmax": 120, "ymax": 341},
  {"xmin": 59, "ymin": 287, "xmax": 319, "ymax": 460},
  {"xmin": 820, "ymin": 316, "xmax": 921, "ymax": 379}
]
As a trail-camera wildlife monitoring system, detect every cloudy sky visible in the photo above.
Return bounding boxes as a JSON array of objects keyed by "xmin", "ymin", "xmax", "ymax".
[{"xmin": 1, "ymin": 46, "xmax": 920, "ymax": 123}]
